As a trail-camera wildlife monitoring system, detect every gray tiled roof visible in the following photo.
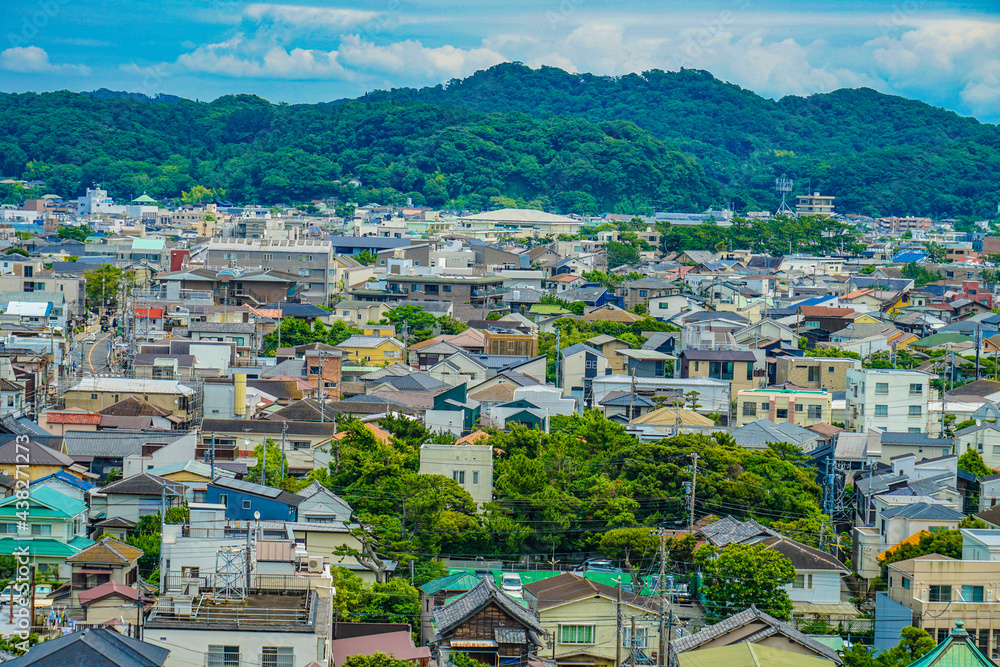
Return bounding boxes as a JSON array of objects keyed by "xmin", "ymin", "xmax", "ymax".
[
  {"xmin": 63, "ymin": 430, "xmax": 189, "ymax": 458},
  {"xmin": 2, "ymin": 626, "xmax": 170, "ymax": 666},
  {"xmin": 670, "ymin": 606, "xmax": 842, "ymax": 664},
  {"xmin": 881, "ymin": 502, "xmax": 966, "ymax": 521},
  {"xmin": 698, "ymin": 516, "xmax": 776, "ymax": 547},
  {"xmin": 433, "ymin": 576, "xmax": 543, "ymax": 639}
]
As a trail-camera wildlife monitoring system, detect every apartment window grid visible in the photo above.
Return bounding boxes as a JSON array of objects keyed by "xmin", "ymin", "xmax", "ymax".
[
  {"xmin": 742, "ymin": 402, "xmax": 756, "ymax": 417},
  {"xmin": 261, "ymin": 647, "xmax": 294, "ymax": 667},
  {"xmin": 622, "ymin": 626, "xmax": 649, "ymax": 648},
  {"xmin": 560, "ymin": 624, "xmax": 595, "ymax": 645},
  {"xmin": 207, "ymin": 646, "xmax": 240, "ymax": 667},
  {"xmin": 808, "ymin": 405, "xmax": 822, "ymax": 419}
]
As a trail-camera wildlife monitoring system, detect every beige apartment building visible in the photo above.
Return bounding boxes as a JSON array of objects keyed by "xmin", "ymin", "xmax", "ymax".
[
  {"xmin": 736, "ymin": 386, "xmax": 832, "ymax": 427},
  {"xmin": 418, "ymin": 442, "xmax": 493, "ymax": 509},
  {"xmin": 796, "ymin": 192, "xmax": 835, "ymax": 217},
  {"xmin": 775, "ymin": 357, "xmax": 861, "ymax": 393},
  {"xmin": 887, "ymin": 555, "xmax": 1000, "ymax": 653}
]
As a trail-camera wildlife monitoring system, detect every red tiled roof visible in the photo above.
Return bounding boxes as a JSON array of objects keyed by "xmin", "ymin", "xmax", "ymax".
[
  {"xmin": 135, "ymin": 307, "xmax": 164, "ymax": 319},
  {"xmin": 798, "ymin": 306, "xmax": 856, "ymax": 317},
  {"xmin": 78, "ymin": 581, "xmax": 138, "ymax": 606},
  {"xmin": 552, "ymin": 274, "xmax": 583, "ymax": 282},
  {"xmin": 44, "ymin": 411, "xmax": 102, "ymax": 425}
]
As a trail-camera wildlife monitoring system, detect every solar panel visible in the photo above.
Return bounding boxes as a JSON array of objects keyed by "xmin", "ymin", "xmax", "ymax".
[{"xmin": 214, "ymin": 476, "xmax": 283, "ymax": 498}]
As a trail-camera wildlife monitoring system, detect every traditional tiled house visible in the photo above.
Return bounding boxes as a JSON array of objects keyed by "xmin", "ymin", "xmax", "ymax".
[{"xmin": 432, "ymin": 576, "xmax": 545, "ymax": 667}]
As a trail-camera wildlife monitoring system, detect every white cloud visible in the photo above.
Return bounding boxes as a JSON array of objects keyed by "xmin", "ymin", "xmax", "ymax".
[
  {"xmin": 338, "ymin": 35, "xmax": 505, "ymax": 78},
  {"xmin": 0, "ymin": 46, "xmax": 90, "ymax": 75},
  {"xmin": 244, "ymin": 4, "xmax": 378, "ymax": 30},
  {"xmin": 176, "ymin": 35, "xmax": 349, "ymax": 79}
]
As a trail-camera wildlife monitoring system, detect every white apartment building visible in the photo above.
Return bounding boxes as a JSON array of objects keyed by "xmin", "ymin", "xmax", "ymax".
[
  {"xmin": 846, "ymin": 368, "xmax": 932, "ymax": 433},
  {"xmin": 419, "ymin": 443, "xmax": 493, "ymax": 509}
]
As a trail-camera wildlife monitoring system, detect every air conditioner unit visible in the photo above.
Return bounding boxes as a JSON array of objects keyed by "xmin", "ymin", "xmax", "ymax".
[{"xmin": 307, "ymin": 557, "xmax": 325, "ymax": 573}]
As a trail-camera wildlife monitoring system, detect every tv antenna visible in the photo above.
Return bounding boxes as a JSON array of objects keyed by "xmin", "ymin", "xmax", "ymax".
[{"xmin": 775, "ymin": 174, "xmax": 795, "ymax": 217}]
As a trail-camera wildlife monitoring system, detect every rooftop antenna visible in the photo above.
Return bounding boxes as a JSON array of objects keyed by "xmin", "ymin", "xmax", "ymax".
[{"xmin": 775, "ymin": 174, "xmax": 795, "ymax": 217}]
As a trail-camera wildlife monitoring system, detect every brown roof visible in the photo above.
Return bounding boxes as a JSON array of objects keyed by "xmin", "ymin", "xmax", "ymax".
[
  {"xmin": 98, "ymin": 396, "xmax": 171, "ymax": 417},
  {"xmin": 982, "ymin": 237, "xmax": 1000, "ymax": 256},
  {"xmin": 44, "ymin": 411, "xmax": 102, "ymax": 425},
  {"xmin": 67, "ymin": 536, "xmax": 144, "ymax": 565},
  {"xmin": 757, "ymin": 536, "xmax": 849, "ymax": 573},
  {"xmin": 798, "ymin": 306, "xmax": 856, "ymax": 318},
  {"xmin": 456, "ymin": 430, "xmax": 491, "ymax": 445},
  {"xmin": 331, "ymin": 631, "xmax": 431, "ymax": 667},
  {"xmin": 256, "ymin": 540, "xmax": 295, "ymax": 563},
  {"xmin": 806, "ymin": 423, "xmax": 844, "ymax": 437},
  {"xmin": 522, "ymin": 572, "xmax": 656, "ymax": 611}
]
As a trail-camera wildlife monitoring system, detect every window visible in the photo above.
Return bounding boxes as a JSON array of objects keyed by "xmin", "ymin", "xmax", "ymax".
[
  {"xmin": 291, "ymin": 441, "xmax": 310, "ymax": 450},
  {"xmin": 747, "ymin": 363, "xmax": 754, "ymax": 381},
  {"xmin": 828, "ymin": 367, "xmax": 835, "ymax": 373},
  {"xmin": 182, "ymin": 566, "xmax": 200, "ymax": 578},
  {"xmin": 929, "ymin": 585, "xmax": 951, "ymax": 602},
  {"xmin": 453, "ymin": 470, "xmax": 465, "ymax": 484},
  {"xmin": 994, "ymin": 446, "xmax": 1000, "ymax": 456},
  {"xmin": 910, "ymin": 383, "xmax": 923, "ymax": 395},
  {"xmin": 90, "ymin": 393, "xmax": 98, "ymax": 400},
  {"xmin": 472, "ymin": 471, "xmax": 479, "ymax": 485},
  {"xmin": 875, "ymin": 405, "xmax": 888, "ymax": 417},
  {"xmin": 808, "ymin": 367, "xmax": 819, "ymax": 382},
  {"xmin": 808, "ymin": 405, "xmax": 822, "ymax": 419},
  {"xmin": 263, "ymin": 254, "xmax": 273, "ymax": 261},
  {"xmin": 622, "ymin": 626, "xmax": 649, "ymax": 648},
  {"xmin": 443, "ymin": 285, "xmax": 451, "ymax": 292},
  {"xmin": 875, "ymin": 382, "xmax": 889, "ymax": 395},
  {"xmin": 31, "ymin": 524, "xmax": 52, "ymax": 536},
  {"xmin": 962, "ymin": 585, "xmax": 985, "ymax": 602},
  {"xmin": 793, "ymin": 574, "xmax": 813, "ymax": 589},
  {"xmin": 261, "ymin": 647, "xmax": 294, "ymax": 667},
  {"xmin": 207, "ymin": 646, "xmax": 241, "ymax": 667},
  {"xmin": 242, "ymin": 500, "xmax": 252, "ymax": 510},
  {"xmin": 559, "ymin": 625, "xmax": 595, "ymax": 644},
  {"xmin": 219, "ymin": 494, "xmax": 228, "ymax": 507},
  {"xmin": 742, "ymin": 402, "xmax": 757, "ymax": 417},
  {"xmin": 909, "ymin": 427, "xmax": 922, "ymax": 433},
  {"xmin": 909, "ymin": 405, "xmax": 922, "ymax": 417},
  {"xmin": 761, "ymin": 402, "xmax": 769, "ymax": 411},
  {"xmin": 902, "ymin": 577, "xmax": 910, "ymax": 590},
  {"xmin": 639, "ymin": 290, "xmax": 647, "ymax": 297},
  {"xmin": 776, "ymin": 408, "xmax": 788, "ymax": 419},
  {"xmin": 795, "ymin": 403, "xmax": 803, "ymax": 412},
  {"xmin": 709, "ymin": 361, "xmax": 734, "ymax": 380},
  {"xmin": 0, "ymin": 524, "xmax": 17, "ymax": 534}
]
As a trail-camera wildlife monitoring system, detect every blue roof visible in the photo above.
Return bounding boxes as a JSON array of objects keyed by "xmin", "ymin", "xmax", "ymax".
[
  {"xmin": 29, "ymin": 470, "xmax": 95, "ymax": 491},
  {"xmin": 797, "ymin": 295, "xmax": 838, "ymax": 307},
  {"xmin": 893, "ymin": 251, "xmax": 927, "ymax": 263}
]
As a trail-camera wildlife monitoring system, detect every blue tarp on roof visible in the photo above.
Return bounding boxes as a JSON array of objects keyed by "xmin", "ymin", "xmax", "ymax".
[{"xmin": 893, "ymin": 251, "xmax": 927, "ymax": 263}]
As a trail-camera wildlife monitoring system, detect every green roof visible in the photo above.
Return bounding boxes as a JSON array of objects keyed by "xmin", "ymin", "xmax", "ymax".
[
  {"xmin": 528, "ymin": 304, "xmax": 570, "ymax": 314},
  {"xmin": 131, "ymin": 238, "xmax": 165, "ymax": 251},
  {"xmin": 0, "ymin": 537, "xmax": 90, "ymax": 558},
  {"xmin": 420, "ymin": 571, "xmax": 481, "ymax": 595},
  {"xmin": 677, "ymin": 642, "xmax": 835, "ymax": 667},
  {"xmin": 913, "ymin": 333, "xmax": 972, "ymax": 347},
  {"xmin": 0, "ymin": 486, "xmax": 87, "ymax": 519},
  {"xmin": 132, "ymin": 194, "xmax": 157, "ymax": 203},
  {"xmin": 905, "ymin": 621, "xmax": 994, "ymax": 667}
]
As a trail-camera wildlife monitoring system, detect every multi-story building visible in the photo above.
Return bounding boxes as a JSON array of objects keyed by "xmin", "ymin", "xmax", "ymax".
[
  {"xmin": 795, "ymin": 192, "xmax": 835, "ymax": 217},
  {"xmin": 886, "ymin": 554, "xmax": 1000, "ymax": 649},
  {"xmin": 775, "ymin": 357, "xmax": 861, "ymax": 393},
  {"xmin": 846, "ymin": 369, "xmax": 932, "ymax": 433},
  {"xmin": 678, "ymin": 349, "xmax": 759, "ymax": 395},
  {"xmin": 205, "ymin": 238, "xmax": 337, "ymax": 304},
  {"xmin": 419, "ymin": 442, "xmax": 493, "ymax": 509},
  {"xmin": 561, "ymin": 343, "xmax": 610, "ymax": 409},
  {"xmin": 735, "ymin": 386, "xmax": 832, "ymax": 427}
]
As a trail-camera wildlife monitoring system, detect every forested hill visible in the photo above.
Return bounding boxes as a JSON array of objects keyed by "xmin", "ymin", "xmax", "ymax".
[
  {"xmin": 361, "ymin": 63, "xmax": 1000, "ymax": 218},
  {"xmin": 0, "ymin": 91, "xmax": 717, "ymax": 214}
]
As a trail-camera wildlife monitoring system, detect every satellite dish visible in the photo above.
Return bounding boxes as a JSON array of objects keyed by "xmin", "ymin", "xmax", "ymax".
[
  {"xmin": 254, "ymin": 511, "xmax": 261, "ymax": 520},
  {"xmin": 244, "ymin": 438, "xmax": 251, "ymax": 446}
]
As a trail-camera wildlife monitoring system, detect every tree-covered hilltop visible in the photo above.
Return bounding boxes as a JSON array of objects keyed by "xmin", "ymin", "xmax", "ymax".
[
  {"xmin": 0, "ymin": 90, "xmax": 718, "ymax": 214},
  {"xmin": 362, "ymin": 63, "xmax": 1000, "ymax": 217}
]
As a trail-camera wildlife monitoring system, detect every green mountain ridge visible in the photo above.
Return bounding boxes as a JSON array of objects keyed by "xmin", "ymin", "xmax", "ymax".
[
  {"xmin": 2, "ymin": 63, "xmax": 1000, "ymax": 217},
  {"xmin": 361, "ymin": 63, "xmax": 1000, "ymax": 217}
]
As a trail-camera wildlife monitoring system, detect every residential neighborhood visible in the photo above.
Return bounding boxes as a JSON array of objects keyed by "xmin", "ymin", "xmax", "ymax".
[{"xmin": 2, "ymin": 194, "xmax": 1000, "ymax": 667}]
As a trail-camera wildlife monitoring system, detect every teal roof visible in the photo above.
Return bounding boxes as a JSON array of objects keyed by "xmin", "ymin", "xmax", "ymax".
[
  {"xmin": 131, "ymin": 238, "xmax": 165, "ymax": 251},
  {"xmin": 0, "ymin": 486, "xmax": 87, "ymax": 519},
  {"xmin": 420, "ymin": 571, "xmax": 481, "ymax": 595},
  {"xmin": 0, "ymin": 537, "xmax": 88, "ymax": 557},
  {"xmin": 906, "ymin": 621, "xmax": 993, "ymax": 667}
]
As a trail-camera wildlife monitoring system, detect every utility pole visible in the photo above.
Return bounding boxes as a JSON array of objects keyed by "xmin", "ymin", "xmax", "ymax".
[
  {"xmin": 159, "ymin": 479, "xmax": 166, "ymax": 595},
  {"xmin": 615, "ymin": 577, "xmax": 622, "ymax": 667},
  {"xmin": 319, "ymin": 350, "xmax": 326, "ymax": 423},
  {"xmin": 688, "ymin": 453, "xmax": 698, "ymax": 530},
  {"xmin": 628, "ymin": 368, "xmax": 636, "ymax": 420},
  {"xmin": 210, "ymin": 433, "xmax": 215, "ymax": 482},
  {"xmin": 658, "ymin": 528, "xmax": 668, "ymax": 667},
  {"xmin": 630, "ymin": 616, "xmax": 637, "ymax": 666},
  {"xmin": 281, "ymin": 419, "xmax": 287, "ymax": 481}
]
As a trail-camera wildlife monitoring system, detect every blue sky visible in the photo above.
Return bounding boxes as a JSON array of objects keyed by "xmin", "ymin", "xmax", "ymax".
[{"xmin": 3, "ymin": 0, "xmax": 1000, "ymax": 121}]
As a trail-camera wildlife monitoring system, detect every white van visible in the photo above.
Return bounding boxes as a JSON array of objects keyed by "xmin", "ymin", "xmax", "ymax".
[{"xmin": 501, "ymin": 573, "xmax": 523, "ymax": 598}]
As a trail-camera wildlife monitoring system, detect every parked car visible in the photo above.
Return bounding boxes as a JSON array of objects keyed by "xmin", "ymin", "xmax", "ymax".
[
  {"xmin": 573, "ymin": 558, "xmax": 619, "ymax": 573},
  {"xmin": 501, "ymin": 573, "xmax": 523, "ymax": 598}
]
